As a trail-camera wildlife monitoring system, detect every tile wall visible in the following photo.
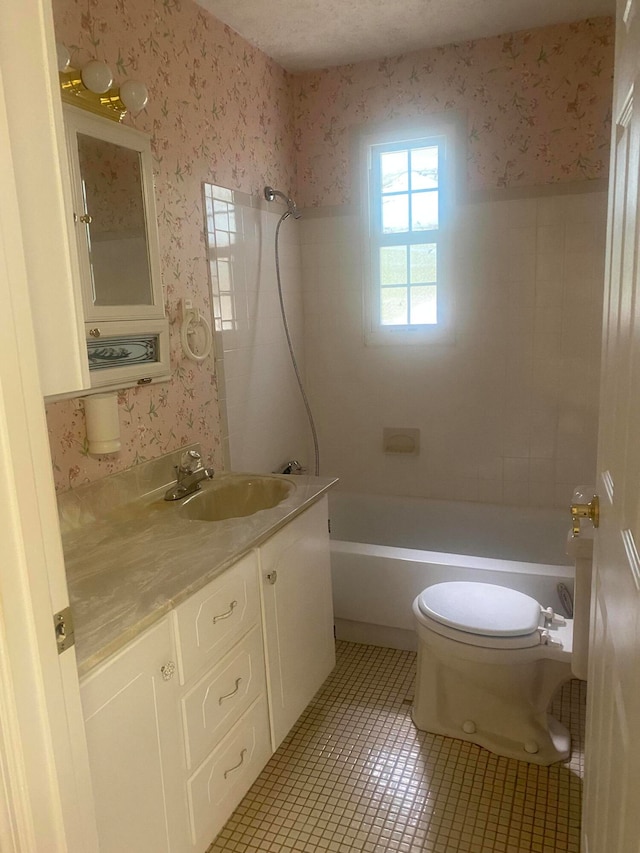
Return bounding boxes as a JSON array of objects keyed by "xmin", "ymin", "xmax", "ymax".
[
  {"xmin": 205, "ymin": 185, "xmax": 309, "ymax": 474},
  {"xmin": 300, "ymin": 189, "xmax": 607, "ymax": 507}
]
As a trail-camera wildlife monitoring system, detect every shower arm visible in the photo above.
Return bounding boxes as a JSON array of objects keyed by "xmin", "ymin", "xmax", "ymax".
[{"xmin": 264, "ymin": 185, "xmax": 301, "ymax": 219}]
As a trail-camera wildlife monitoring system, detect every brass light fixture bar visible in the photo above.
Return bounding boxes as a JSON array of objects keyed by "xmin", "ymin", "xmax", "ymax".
[
  {"xmin": 59, "ymin": 66, "xmax": 127, "ymax": 122},
  {"xmin": 56, "ymin": 43, "xmax": 148, "ymax": 123}
]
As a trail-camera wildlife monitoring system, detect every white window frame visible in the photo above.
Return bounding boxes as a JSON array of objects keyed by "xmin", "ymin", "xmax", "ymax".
[{"xmin": 361, "ymin": 119, "xmax": 458, "ymax": 346}]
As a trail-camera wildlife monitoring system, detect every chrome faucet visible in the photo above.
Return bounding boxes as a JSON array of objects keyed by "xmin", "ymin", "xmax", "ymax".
[{"xmin": 164, "ymin": 450, "xmax": 214, "ymax": 501}]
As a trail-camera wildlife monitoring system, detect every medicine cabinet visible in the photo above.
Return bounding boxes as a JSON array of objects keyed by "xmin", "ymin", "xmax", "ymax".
[{"xmin": 63, "ymin": 105, "xmax": 170, "ymax": 392}]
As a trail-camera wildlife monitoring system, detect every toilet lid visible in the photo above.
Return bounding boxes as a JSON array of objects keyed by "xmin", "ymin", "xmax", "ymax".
[{"xmin": 417, "ymin": 582, "xmax": 541, "ymax": 637}]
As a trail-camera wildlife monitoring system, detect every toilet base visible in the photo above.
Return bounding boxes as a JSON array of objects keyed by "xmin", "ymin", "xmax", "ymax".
[
  {"xmin": 412, "ymin": 623, "xmax": 573, "ymax": 766},
  {"xmin": 412, "ymin": 707, "xmax": 570, "ymax": 766}
]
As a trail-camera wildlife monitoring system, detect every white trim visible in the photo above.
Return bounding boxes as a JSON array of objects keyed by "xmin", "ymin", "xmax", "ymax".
[
  {"xmin": 621, "ymin": 529, "xmax": 640, "ymax": 591},
  {"xmin": 63, "ymin": 104, "xmax": 166, "ymax": 324},
  {"xmin": 623, "ymin": 0, "xmax": 636, "ymax": 29},
  {"xmin": 0, "ymin": 1, "xmax": 100, "ymax": 850},
  {"xmin": 358, "ymin": 116, "xmax": 461, "ymax": 347}
]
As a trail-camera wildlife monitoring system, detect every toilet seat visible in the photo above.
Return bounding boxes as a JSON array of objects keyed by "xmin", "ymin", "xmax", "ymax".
[
  {"xmin": 418, "ymin": 581, "xmax": 542, "ymax": 636},
  {"xmin": 416, "ymin": 582, "xmax": 544, "ymax": 650}
]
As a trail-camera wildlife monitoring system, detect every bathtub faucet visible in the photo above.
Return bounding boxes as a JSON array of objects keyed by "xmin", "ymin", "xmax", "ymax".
[{"xmin": 280, "ymin": 460, "xmax": 306, "ymax": 475}]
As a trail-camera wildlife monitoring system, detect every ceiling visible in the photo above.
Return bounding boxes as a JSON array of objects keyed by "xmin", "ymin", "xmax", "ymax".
[{"xmin": 196, "ymin": 0, "xmax": 615, "ymax": 72}]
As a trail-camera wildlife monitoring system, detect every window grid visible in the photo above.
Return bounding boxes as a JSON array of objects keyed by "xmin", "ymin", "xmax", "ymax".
[{"xmin": 371, "ymin": 138, "xmax": 443, "ymax": 328}]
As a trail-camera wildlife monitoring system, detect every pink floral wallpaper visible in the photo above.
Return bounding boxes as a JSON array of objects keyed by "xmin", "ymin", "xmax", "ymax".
[
  {"xmin": 292, "ymin": 17, "xmax": 614, "ymax": 208},
  {"xmin": 47, "ymin": 0, "xmax": 296, "ymax": 491}
]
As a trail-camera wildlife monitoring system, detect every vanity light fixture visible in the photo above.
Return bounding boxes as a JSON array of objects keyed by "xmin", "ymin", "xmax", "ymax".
[{"xmin": 56, "ymin": 42, "xmax": 149, "ymax": 122}]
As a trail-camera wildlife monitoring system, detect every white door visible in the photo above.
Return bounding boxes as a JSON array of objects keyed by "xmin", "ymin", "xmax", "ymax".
[
  {"xmin": 582, "ymin": 2, "xmax": 640, "ymax": 850},
  {"xmin": 0, "ymin": 0, "xmax": 98, "ymax": 850}
]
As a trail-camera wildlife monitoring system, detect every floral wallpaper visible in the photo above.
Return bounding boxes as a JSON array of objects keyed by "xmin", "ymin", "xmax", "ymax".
[
  {"xmin": 47, "ymin": 0, "xmax": 296, "ymax": 491},
  {"xmin": 292, "ymin": 17, "xmax": 614, "ymax": 209}
]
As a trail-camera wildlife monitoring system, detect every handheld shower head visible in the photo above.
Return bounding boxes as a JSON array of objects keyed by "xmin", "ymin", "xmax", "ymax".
[{"xmin": 264, "ymin": 185, "xmax": 301, "ymax": 219}]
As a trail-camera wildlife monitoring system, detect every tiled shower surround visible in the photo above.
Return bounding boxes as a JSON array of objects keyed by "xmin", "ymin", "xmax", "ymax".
[
  {"xmin": 209, "ymin": 642, "xmax": 584, "ymax": 853},
  {"xmin": 204, "ymin": 178, "xmax": 605, "ymax": 508},
  {"xmin": 301, "ymin": 190, "xmax": 606, "ymax": 507}
]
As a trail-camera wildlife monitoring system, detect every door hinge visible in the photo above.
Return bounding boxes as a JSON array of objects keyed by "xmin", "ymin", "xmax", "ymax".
[{"xmin": 53, "ymin": 606, "xmax": 75, "ymax": 654}]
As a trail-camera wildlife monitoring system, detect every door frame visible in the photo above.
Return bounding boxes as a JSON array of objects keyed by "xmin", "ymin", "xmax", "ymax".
[{"xmin": 0, "ymin": 0, "xmax": 99, "ymax": 850}]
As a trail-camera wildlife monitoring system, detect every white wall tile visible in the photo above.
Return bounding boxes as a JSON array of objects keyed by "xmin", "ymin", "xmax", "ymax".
[
  {"xmin": 299, "ymin": 190, "xmax": 606, "ymax": 507},
  {"xmin": 207, "ymin": 188, "xmax": 309, "ymax": 474}
]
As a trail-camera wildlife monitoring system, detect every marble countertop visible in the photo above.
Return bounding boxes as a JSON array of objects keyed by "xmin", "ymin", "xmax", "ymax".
[{"xmin": 61, "ymin": 466, "xmax": 337, "ymax": 676}]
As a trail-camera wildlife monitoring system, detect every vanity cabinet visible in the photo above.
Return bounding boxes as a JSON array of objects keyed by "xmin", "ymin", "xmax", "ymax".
[
  {"xmin": 80, "ymin": 617, "xmax": 188, "ymax": 853},
  {"xmin": 172, "ymin": 551, "xmax": 272, "ymax": 849},
  {"xmin": 260, "ymin": 496, "xmax": 336, "ymax": 748},
  {"xmin": 80, "ymin": 501, "xmax": 335, "ymax": 852}
]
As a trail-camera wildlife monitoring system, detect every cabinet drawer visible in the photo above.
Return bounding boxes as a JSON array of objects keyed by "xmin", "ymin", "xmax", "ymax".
[
  {"xmin": 181, "ymin": 625, "xmax": 266, "ymax": 770},
  {"xmin": 175, "ymin": 551, "xmax": 260, "ymax": 683},
  {"xmin": 186, "ymin": 695, "xmax": 271, "ymax": 849}
]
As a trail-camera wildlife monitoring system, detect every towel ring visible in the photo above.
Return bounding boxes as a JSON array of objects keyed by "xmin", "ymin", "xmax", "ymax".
[{"xmin": 180, "ymin": 300, "xmax": 212, "ymax": 363}]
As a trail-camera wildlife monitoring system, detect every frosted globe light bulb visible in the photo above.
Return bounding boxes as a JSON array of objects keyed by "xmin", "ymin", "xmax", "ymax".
[
  {"xmin": 81, "ymin": 60, "xmax": 113, "ymax": 94},
  {"xmin": 120, "ymin": 80, "xmax": 149, "ymax": 113},
  {"xmin": 56, "ymin": 42, "xmax": 70, "ymax": 72}
]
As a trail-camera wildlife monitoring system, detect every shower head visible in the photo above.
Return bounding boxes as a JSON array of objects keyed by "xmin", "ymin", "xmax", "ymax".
[{"xmin": 264, "ymin": 185, "xmax": 301, "ymax": 219}]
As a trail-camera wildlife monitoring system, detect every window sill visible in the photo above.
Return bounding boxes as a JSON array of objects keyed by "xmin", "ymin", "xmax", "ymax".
[{"xmin": 365, "ymin": 324, "xmax": 455, "ymax": 346}]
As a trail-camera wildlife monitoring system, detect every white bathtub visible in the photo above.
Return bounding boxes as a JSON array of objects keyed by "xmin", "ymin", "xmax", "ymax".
[{"xmin": 329, "ymin": 492, "xmax": 575, "ymax": 651}]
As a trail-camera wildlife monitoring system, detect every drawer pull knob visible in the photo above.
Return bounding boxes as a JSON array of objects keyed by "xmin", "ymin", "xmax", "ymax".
[
  {"xmin": 212, "ymin": 600, "xmax": 238, "ymax": 624},
  {"xmin": 160, "ymin": 661, "xmax": 176, "ymax": 681},
  {"xmin": 218, "ymin": 677, "xmax": 242, "ymax": 705},
  {"xmin": 223, "ymin": 748, "xmax": 247, "ymax": 779},
  {"xmin": 266, "ymin": 571, "xmax": 278, "ymax": 585}
]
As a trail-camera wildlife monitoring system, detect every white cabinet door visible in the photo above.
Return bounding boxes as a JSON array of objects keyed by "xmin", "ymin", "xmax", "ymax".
[
  {"xmin": 260, "ymin": 496, "xmax": 336, "ymax": 748},
  {"xmin": 81, "ymin": 618, "xmax": 188, "ymax": 853}
]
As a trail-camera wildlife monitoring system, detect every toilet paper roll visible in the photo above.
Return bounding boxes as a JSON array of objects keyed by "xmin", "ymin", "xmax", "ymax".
[{"xmin": 84, "ymin": 393, "xmax": 121, "ymax": 454}]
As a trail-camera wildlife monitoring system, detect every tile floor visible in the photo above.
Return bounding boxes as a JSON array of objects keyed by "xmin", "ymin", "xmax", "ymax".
[{"xmin": 208, "ymin": 642, "xmax": 585, "ymax": 853}]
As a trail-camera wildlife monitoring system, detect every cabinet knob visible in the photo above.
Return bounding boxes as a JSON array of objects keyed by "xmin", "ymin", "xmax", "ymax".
[
  {"xmin": 89, "ymin": 328, "xmax": 101, "ymax": 338},
  {"xmin": 266, "ymin": 571, "xmax": 278, "ymax": 585},
  {"xmin": 160, "ymin": 661, "xmax": 176, "ymax": 681},
  {"xmin": 79, "ymin": 213, "xmax": 93, "ymax": 224}
]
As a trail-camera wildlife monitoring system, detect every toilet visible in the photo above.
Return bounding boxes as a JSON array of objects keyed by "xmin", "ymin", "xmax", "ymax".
[{"xmin": 411, "ymin": 580, "xmax": 582, "ymax": 765}]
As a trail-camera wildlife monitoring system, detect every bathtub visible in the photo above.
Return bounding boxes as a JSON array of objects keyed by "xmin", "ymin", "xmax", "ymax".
[{"xmin": 329, "ymin": 492, "xmax": 575, "ymax": 651}]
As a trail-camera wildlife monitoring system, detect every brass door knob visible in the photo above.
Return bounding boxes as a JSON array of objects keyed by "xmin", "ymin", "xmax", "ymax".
[{"xmin": 570, "ymin": 495, "xmax": 599, "ymax": 537}]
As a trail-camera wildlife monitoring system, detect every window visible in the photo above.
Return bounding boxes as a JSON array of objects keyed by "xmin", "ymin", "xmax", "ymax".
[{"xmin": 363, "ymin": 125, "xmax": 455, "ymax": 344}]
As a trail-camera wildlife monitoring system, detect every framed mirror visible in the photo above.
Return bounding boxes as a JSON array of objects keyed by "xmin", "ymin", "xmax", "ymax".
[
  {"xmin": 63, "ymin": 105, "xmax": 170, "ymax": 390},
  {"xmin": 76, "ymin": 132, "xmax": 154, "ymax": 308}
]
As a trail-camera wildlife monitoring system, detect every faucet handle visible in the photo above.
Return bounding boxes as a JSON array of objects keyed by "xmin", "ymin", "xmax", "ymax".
[{"xmin": 178, "ymin": 449, "xmax": 202, "ymax": 474}]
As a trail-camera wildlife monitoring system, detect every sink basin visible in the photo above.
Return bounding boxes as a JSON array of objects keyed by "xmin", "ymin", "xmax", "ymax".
[{"xmin": 179, "ymin": 475, "xmax": 294, "ymax": 522}]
